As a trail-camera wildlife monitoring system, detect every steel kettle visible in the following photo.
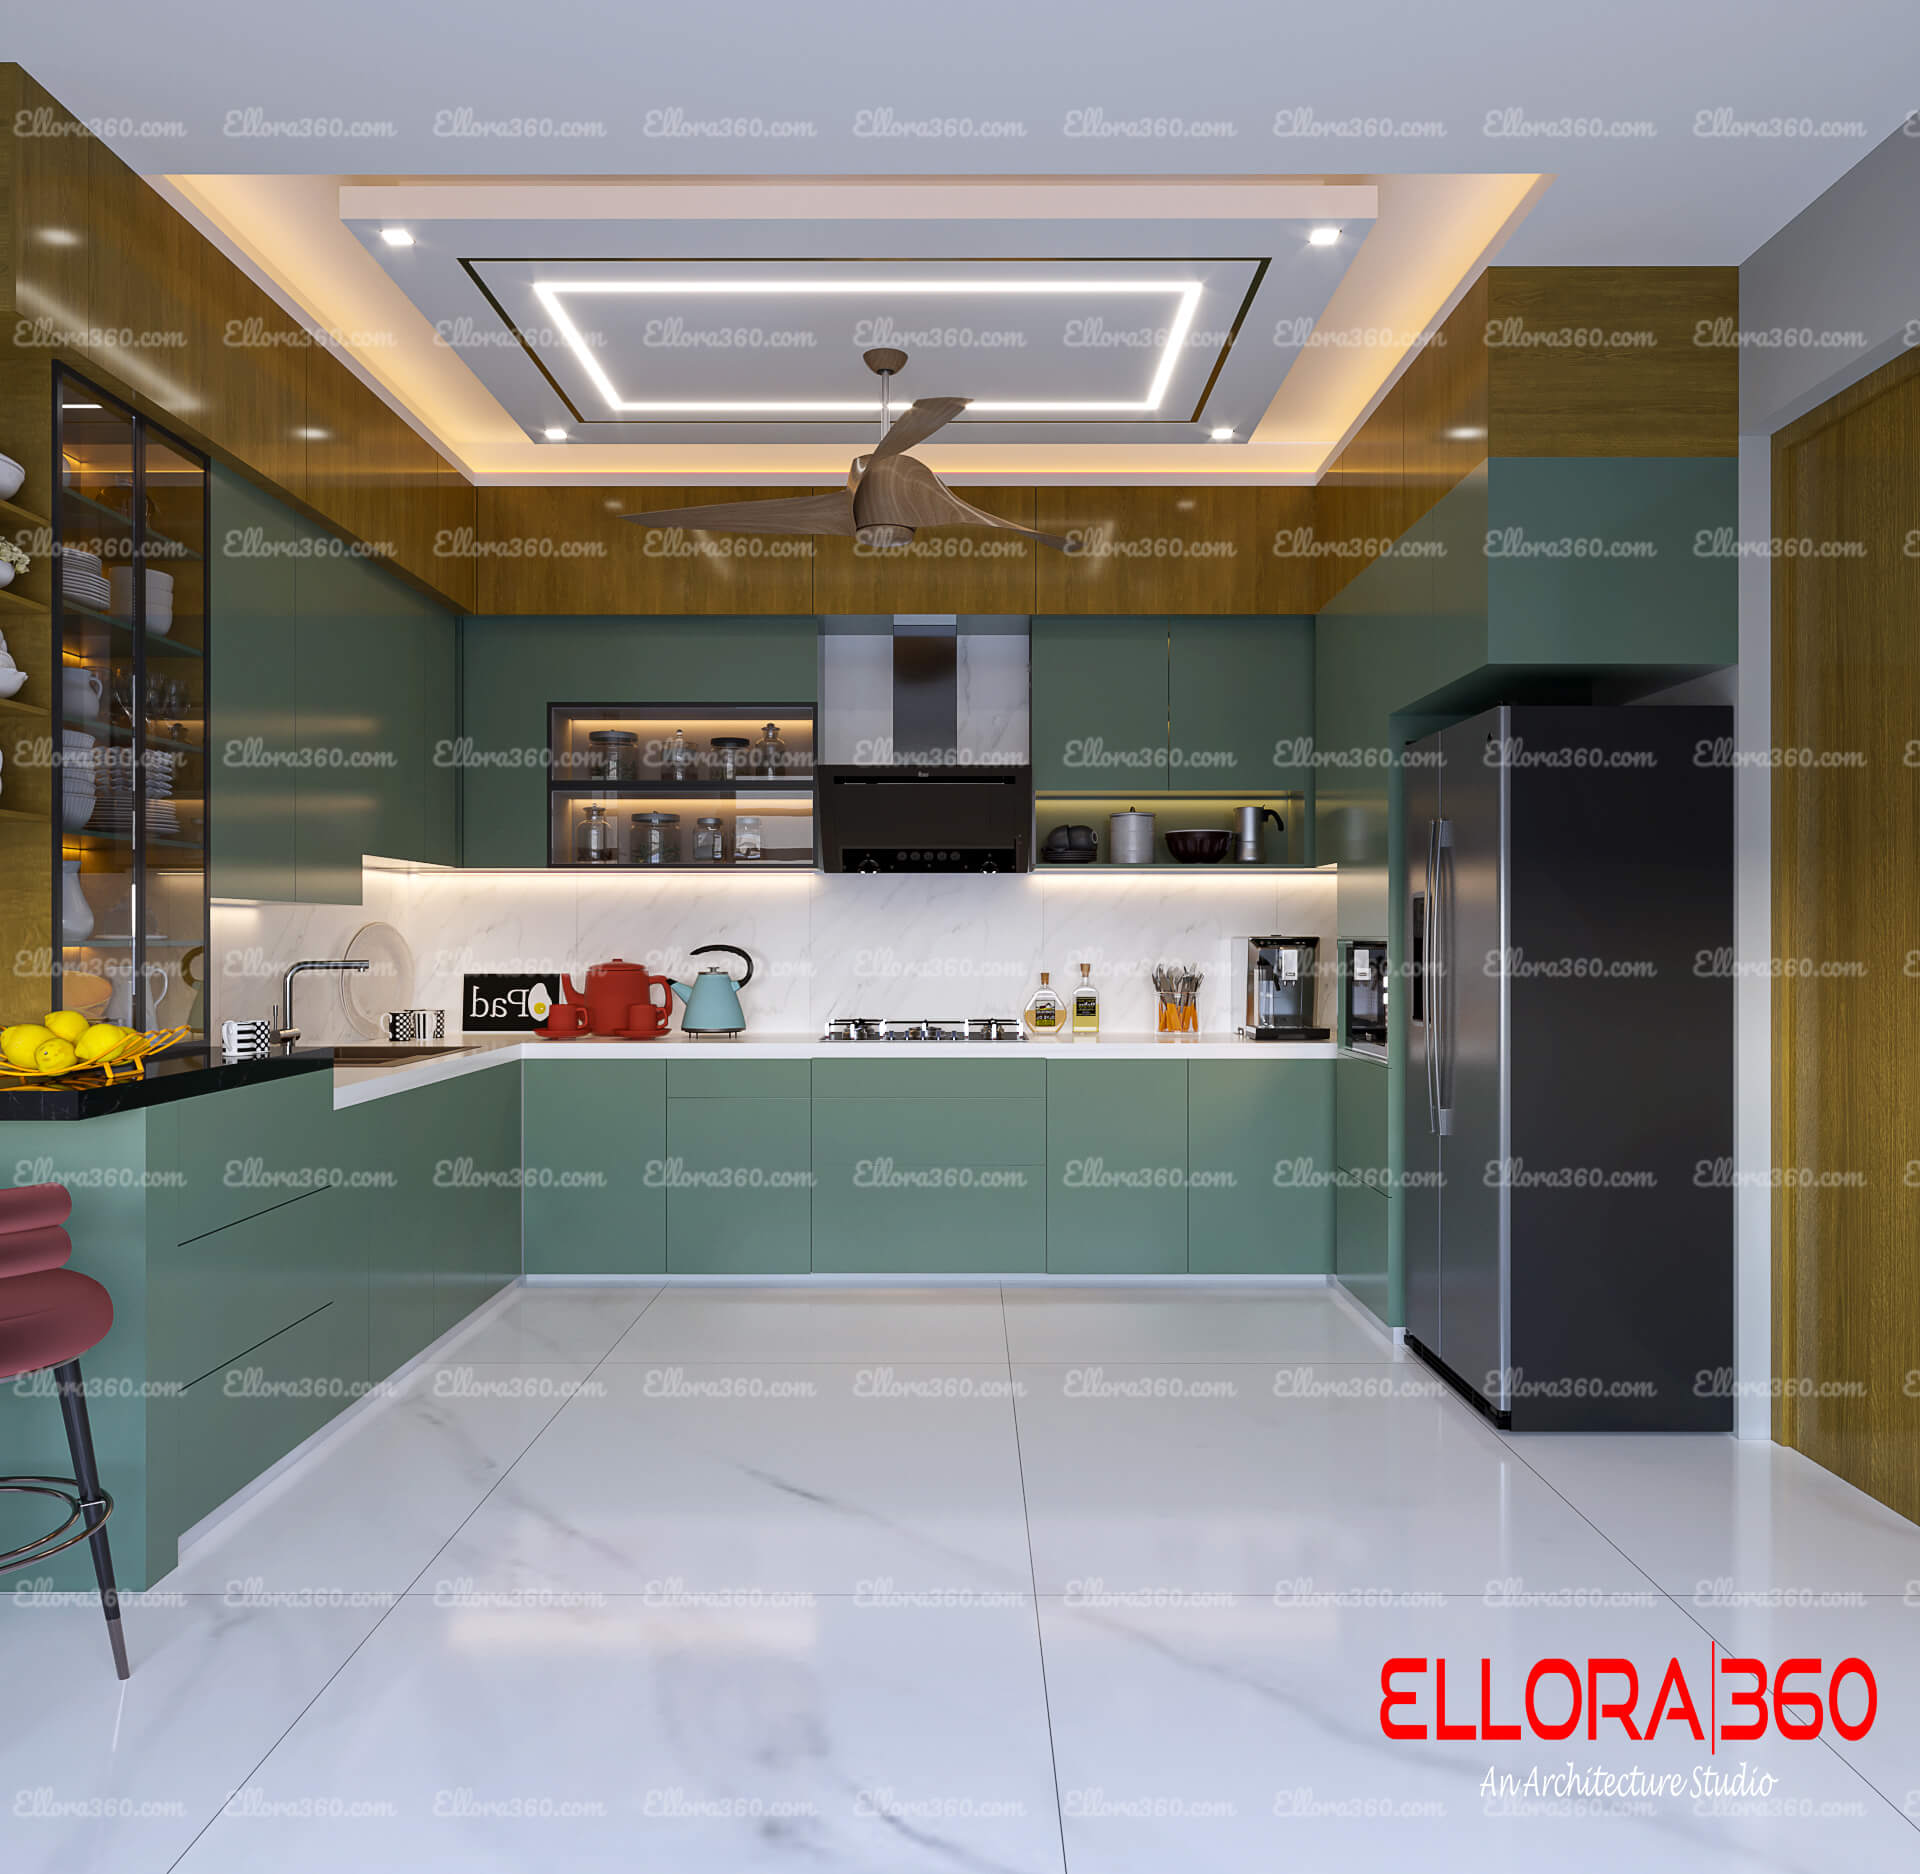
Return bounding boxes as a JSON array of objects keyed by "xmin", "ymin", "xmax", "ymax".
[
  {"xmin": 670, "ymin": 943, "xmax": 754, "ymax": 1034},
  {"xmin": 1234, "ymin": 805, "xmax": 1285, "ymax": 863}
]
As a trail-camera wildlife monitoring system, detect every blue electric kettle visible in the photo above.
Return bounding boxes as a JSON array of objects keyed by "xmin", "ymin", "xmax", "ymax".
[{"xmin": 671, "ymin": 944, "xmax": 753, "ymax": 1035}]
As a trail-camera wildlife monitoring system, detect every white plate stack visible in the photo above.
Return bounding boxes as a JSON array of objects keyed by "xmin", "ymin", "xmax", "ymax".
[
  {"xmin": 62, "ymin": 729, "xmax": 97, "ymax": 832},
  {"xmin": 107, "ymin": 565, "xmax": 174, "ymax": 635},
  {"xmin": 63, "ymin": 548, "xmax": 112, "ymax": 613},
  {"xmin": 93, "ymin": 746, "xmax": 176, "ymax": 835}
]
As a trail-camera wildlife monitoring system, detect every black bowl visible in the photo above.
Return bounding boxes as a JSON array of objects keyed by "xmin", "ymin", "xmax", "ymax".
[{"xmin": 1164, "ymin": 828, "xmax": 1232, "ymax": 864}]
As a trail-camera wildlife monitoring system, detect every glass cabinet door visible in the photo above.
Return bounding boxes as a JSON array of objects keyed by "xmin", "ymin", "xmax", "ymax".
[{"xmin": 54, "ymin": 369, "xmax": 209, "ymax": 1039}]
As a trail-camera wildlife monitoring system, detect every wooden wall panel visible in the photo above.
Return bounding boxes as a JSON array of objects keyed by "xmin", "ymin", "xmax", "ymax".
[
  {"xmin": 475, "ymin": 485, "xmax": 817, "ymax": 615},
  {"xmin": 1251, "ymin": 486, "xmax": 1321, "ymax": 613},
  {"xmin": 196, "ymin": 262, "xmax": 309, "ymax": 505},
  {"xmin": 1032, "ymin": 486, "xmax": 1265, "ymax": 613},
  {"xmin": 1771, "ymin": 347, "xmax": 1920, "ymax": 1524},
  {"xmin": 1487, "ymin": 267, "xmax": 1739, "ymax": 457},
  {"xmin": 812, "ymin": 485, "xmax": 1038, "ymax": 614}
]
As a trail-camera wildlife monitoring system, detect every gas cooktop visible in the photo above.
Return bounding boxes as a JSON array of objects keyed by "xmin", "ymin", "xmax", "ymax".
[{"xmin": 821, "ymin": 1017, "xmax": 1027, "ymax": 1043}]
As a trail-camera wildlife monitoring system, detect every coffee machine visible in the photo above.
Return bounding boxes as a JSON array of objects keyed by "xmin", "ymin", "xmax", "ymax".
[
  {"xmin": 1239, "ymin": 935, "xmax": 1327, "ymax": 1040},
  {"xmin": 1344, "ymin": 938, "xmax": 1388, "ymax": 1054}
]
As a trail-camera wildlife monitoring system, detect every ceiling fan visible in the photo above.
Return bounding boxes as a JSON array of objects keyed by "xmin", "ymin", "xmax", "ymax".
[{"xmin": 619, "ymin": 349, "xmax": 1072, "ymax": 552}]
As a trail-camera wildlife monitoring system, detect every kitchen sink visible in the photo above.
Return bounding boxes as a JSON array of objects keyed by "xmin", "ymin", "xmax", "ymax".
[{"xmin": 331, "ymin": 1045, "xmax": 475, "ymax": 1065}]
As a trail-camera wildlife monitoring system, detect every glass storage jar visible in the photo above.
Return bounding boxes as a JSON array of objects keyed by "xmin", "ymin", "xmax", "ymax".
[
  {"xmin": 693, "ymin": 815, "xmax": 725, "ymax": 863},
  {"xmin": 752, "ymin": 721, "xmax": 786, "ymax": 775},
  {"xmin": 630, "ymin": 811, "xmax": 680, "ymax": 866},
  {"xmin": 734, "ymin": 814, "xmax": 763, "ymax": 861},
  {"xmin": 710, "ymin": 736, "xmax": 750, "ymax": 781},
  {"xmin": 586, "ymin": 728, "xmax": 639, "ymax": 783},
  {"xmin": 660, "ymin": 729, "xmax": 694, "ymax": 783},
  {"xmin": 573, "ymin": 802, "xmax": 618, "ymax": 865}
]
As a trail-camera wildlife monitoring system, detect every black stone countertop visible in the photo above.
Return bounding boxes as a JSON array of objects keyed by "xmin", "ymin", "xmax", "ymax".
[{"xmin": 0, "ymin": 1046, "xmax": 336, "ymax": 1121}]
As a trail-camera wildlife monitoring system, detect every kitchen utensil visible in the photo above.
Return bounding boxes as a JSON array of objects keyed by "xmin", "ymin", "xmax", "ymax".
[
  {"xmin": 63, "ymin": 666, "xmax": 104, "ymax": 719},
  {"xmin": 61, "ymin": 860, "xmax": 93, "ymax": 940},
  {"xmin": 630, "ymin": 811, "xmax": 679, "ymax": 866},
  {"xmin": 573, "ymin": 802, "xmax": 618, "ymax": 865},
  {"xmin": 1041, "ymin": 824, "xmax": 1098, "ymax": 864},
  {"xmin": 580, "ymin": 959, "xmax": 673, "ymax": 1038},
  {"xmin": 222, "ymin": 1018, "xmax": 272, "ymax": 1059},
  {"xmin": 1153, "ymin": 964, "xmax": 1204, "ymax": 1037},
  {"xmin": 1108, "ymin": 809, "xmax": 1156, "ymax": 866},
  {"xmin": 1165, "ymin": 828, "xmax": 1232, "ymax": 864},
  {"xmin": 669, "ymin": 944, "xmax": 753, "ymax": 1035},
  {"xmin": 1233, "ymin": 805, "xmax": 1285, "ymax": 863},
  {"xmin": 384, "ymin": 1008, "xmax": 446, "ymax": 1043},
  {"xmin": 709, "ymin": 736, "xmax": 750, "ymax": 780},
  {"xmin": 338, "ymin": 922, "xmax": 415, "ymax": 1042},
  {"xmin": 0, "ymin": 667, "xmax": 25, "ymax": 699},
  {"xmin": 0, "ymin": 454, "xmax": 22, "ymax": 501},
  {"xmin": 64, "ymin": 970, "xmax": 114, "ymax": 1022},
  {"xmin": 533, "ymin": 1000, "xmax": 589, "ymax": 1037}
]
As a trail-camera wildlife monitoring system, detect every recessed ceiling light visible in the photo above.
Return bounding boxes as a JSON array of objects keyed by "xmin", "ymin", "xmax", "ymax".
[
  {"xmin": 529, "ymin": 278, "xmax": 1204, "ymax": 417},
  {"xmin": 63, "ymin": 402, "xmax": 102, "ymax": 412},
  {"xmin": 39, "ymin": 228, "xmax": 81, "ymax": 247},
  {"xmin": 379, "ymin": 227, "xmax": 414, "ymax": 248},
  {"xmin": 1308, "ymin": 227, "xmax": 1341, "ymax": 247},
  {"xmin": 543, "ymin": 427, "xmax": 569, "ymax": 441},
  {"xmin": 1209, "ymin": 426, "xmax": 1235, "ymax": 442},
  {"xmin": 294, "ymin": 427, "xmax": 330, "ymax": 440}
]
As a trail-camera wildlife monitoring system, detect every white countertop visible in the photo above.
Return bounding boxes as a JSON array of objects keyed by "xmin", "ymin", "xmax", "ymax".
[{"xmin": 333, "ymin": 1031, "xmax": 1340, "ymax": 1107}]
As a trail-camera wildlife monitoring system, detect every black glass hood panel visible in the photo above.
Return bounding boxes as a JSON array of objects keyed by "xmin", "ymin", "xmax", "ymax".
[{"xmin": 817, "ymin": 765, "xmax": 1032, "ymax": 873}]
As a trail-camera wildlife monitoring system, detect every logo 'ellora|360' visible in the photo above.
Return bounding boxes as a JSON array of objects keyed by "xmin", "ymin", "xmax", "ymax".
[{"xmin": 1380, "ymin": 1656, "xmax": 1876, "ymax": 1741}]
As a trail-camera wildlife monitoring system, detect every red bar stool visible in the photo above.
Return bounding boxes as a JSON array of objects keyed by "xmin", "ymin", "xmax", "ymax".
[{"xmin": 0, "ymin": 1183, "xmax": 129, "ymax": 1678}]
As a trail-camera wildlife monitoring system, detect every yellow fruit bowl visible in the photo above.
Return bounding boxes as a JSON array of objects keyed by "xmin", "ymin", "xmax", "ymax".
[{"xmin": 0, "ymin": 1024, "xmax": 194, "ymax": 1083}]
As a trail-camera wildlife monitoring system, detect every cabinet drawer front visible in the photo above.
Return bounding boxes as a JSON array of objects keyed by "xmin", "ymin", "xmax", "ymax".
[
  {"xmin": 812, "ymin": 1097, "xmax": 1046, "ymax": 1169},
  {"xmin": 1335, "ymin": 1054, "xmax": 1390, "ymax": 1186},
  {"xmin": 174, "ymin": 1073, "xmax": 336, "ymax": 1243},
  {"xmin": 810, "ymin": 1058, "xmax": 1044, "ymax": 1101},
  {"xmin": 811, "ymin": 1172, "xmax": 1044, "ymax": 1274},
  {"xmin": 665, "ymin": 1091, "xmax": 813, "ymax": 1274},
  {"xmin": 1335, "ymin": 1177, "xmax": 1390, "ymax": 1323},
  {"xmin": 150, "ymin": 1188, "xmax": 355, "ymax": 1388},
  {"xmin": 670, "ymin": 1058, "xmax": 811, "ymax": 1100}
]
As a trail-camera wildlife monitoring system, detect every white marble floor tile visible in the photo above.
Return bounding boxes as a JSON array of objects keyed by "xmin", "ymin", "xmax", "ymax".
[
  {"xmin": 160, "ymin": 1365, "xmax": 599, "ymax": 1597},
  {"xmin": 602, "ymin": 1286, "xmax": 1010, "ymax": 1364},
  {"xmin": 0, "ymin": 1595, "xmax": 391, "ymax": 1874},
  {"xmin": 446, "ymin": 1284, "xmax": 660, "ymax": 1363},
  {"xmin": 1012, "ymin": 1363, "xmax": 1650, "ymax": 1596},
  {"xmin": 169, "ymin": 1596, "xmax": 1065, "ymax": 1874},
  {"xmin": 429, "ymin": 1361, "xmax": 1033, "ymax": 1597},
  {"xmin": 1003, "ymin": 1287, "xmax": 1401, "ymax": 1366},
  {"xmin": 1500, "ymin": 1432, "xmax": 1920, "ymax": 1596},
  {"xmin": 1037, "ymin": 1593, "xmax": 1916, "ymax": 1873}
]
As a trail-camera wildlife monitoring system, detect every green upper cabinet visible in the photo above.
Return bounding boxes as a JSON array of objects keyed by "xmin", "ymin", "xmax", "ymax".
[
  {"xmin": 1167, "ymin": 616, "xmax": 1315, "ymax": 796},
  {"xmin": 210, "ymin": 469, "xmax": 459, "ymax": 903},
  {"xmin": 460, "ymin": 615, "xmax": 822, "ymax": 867},
  {"xmin": 1031, "ymin": 616, "xmax": 1168, "ymax": 792},
  {"xmin": 208, "ymin": 470, "xmax": 300, "ymax": 902}
]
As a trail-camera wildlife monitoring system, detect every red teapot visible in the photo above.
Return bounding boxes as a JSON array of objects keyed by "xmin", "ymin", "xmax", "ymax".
[{"xmin": 580, "ymin": 958, "xmax": 671, "ymax": 1038}]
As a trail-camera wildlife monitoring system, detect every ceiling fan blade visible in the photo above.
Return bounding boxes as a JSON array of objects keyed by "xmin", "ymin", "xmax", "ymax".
[
  {"xmin": 870, "ymin": 396, "xmax": 971, "ymax": 459},
  {"xmin": 621, "ymin": 490, "xmax": 855, "ymax": 536},
  {"xmin": 855, "ymin": 455, "xmax": 1072, "ymax": 551}
]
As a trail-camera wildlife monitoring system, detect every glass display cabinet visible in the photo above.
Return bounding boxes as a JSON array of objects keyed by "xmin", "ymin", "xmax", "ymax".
[
  {"xmin": 52, "ymin": 368, "xmax": 209, "ymax": 1037},
  {"xmin": 546, "ymin": 702, "xmax": 816, "ymax": 868}
]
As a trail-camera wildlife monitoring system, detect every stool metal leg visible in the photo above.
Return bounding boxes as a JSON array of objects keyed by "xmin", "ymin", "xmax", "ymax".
[{"xmin": 53, "ymin": 1359, "xmax": 129, "ymax": 1680}]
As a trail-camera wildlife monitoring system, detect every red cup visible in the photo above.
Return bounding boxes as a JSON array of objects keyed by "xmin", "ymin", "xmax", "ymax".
[{"xmin": 539, "ymin": 1003, "xmax": 589, "ymax": 1036}]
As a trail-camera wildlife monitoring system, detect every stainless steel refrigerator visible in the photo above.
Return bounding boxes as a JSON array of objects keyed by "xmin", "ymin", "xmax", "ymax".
[{"xmin": 1403, "ymin": 704, "xmax": 1733, "ymax": 1431}]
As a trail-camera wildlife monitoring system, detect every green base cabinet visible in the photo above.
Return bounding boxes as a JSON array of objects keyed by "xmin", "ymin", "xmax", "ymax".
[
  {"xmin": 1334, "ymin": 1054, "xmax": 1390, "ymax": 1190},
  {"xmin": 811, "ymin": 1058, "xmax": 1045, "ymax": 1274},
  {"xmin": 1335, "ymin": 1177, "xmax": 1390, "ymax": 1323},
  {"xmin": 1187, "ymin": 1060, "xmax": 1335, "ymax": 1274},
  {"xmin": 1046, "ymin": 1059, "xmax": 1187, "ymax": 1274},
  {"xmin": 432, "ymin": 1063, "xmax": 524, "ymax": 1334},
  {"xmin": 522, "ymin": 1060, "xmax": 665, "ymax": 1275},
  {"xmin": 666, "ymin": 1060, "xmax": 810, "ymax": 1274}
]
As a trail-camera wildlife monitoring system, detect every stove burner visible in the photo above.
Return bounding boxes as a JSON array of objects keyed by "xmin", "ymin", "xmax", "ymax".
[{"xmin": 820, "ymin": 1015, "xmax": 1027, "ymax": 1043}]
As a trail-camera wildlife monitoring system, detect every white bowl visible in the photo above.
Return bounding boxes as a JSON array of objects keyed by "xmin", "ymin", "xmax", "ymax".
[
  {"xmin": 0, "ymin": 668, "xmax": 27, "ymax": 699},
  {"xmin": 0, "ymin": 455, "xmax": 22, "ymax": 502}
]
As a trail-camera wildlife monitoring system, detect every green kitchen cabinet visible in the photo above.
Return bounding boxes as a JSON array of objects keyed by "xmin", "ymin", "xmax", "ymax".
[
  {"xmin": 1031, "ymin": 616, "xmax": 1169, "ymax": 793},
  {"xmin": 1167, "ymin": 616, "xmax": 1315, "ymax": 795},
  {"xmin": 1187, "ymin": 1059, "xmax": 1335, "ymax": 1274},
  {"xmin": 433, "ymin": 1062, "xmax": 524, "ymax": 1333},
  {"xmin": 1335, "ymin": 1176, "xmax": 1390, "ymax": 1324},
  {"xmin": 171, "ymin": 1068, "xmax": 339, "ymax": 1246},
  {"xmin": 331, "ymin": 1089, "xmax": 436, "ymax": 1381},
  {"xmin": 209, "ymin": 468, "xmax": 300, "ymax": 902},
  {"xmin": 810, "ymin": 1057, "xmax": 1046, "ymax": 1274},
  {"xmin": 665, "ymin": 1093, "xmax": 812, "ymax": 1274},
  {"xmin": 1046, "ymin": 1059, "xmax": 1187, "ymax": 1274},
  {"xmin": 1334, "ymin": 1053, "xmax": 1390, "ymax": 1188},
  {"xmin": 522, "ymin": 1059, "xmax": 666, "ymax": 1275}
]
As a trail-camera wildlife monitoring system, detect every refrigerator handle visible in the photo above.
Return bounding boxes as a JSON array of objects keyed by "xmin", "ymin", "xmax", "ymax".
[
  {"xmin": 1423, "ymin": 819, "xmax": 1439, "ymax": 1135},
  {"xmin": 1434, "ymin": 817, "xmax": 1453, "ymax": 1137}
]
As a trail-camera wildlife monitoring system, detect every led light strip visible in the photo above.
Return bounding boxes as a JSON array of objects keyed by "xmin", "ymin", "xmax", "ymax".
[{"xmin": 527, "ymin": 278, "xmax": 1204, "ymax": 417}]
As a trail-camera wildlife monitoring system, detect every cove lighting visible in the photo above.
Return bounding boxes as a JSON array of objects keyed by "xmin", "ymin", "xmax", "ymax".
[
  {"xmin": 528, "ymin": 278, "xmax": 1204, "ymax": 418},
  {"xmin": 379, "ymin": 227, "xmax": 415, "ymax": 247},
  {"xmin": 1308, "ymin": 227, "xmax": 1341, "ymax": 247}
]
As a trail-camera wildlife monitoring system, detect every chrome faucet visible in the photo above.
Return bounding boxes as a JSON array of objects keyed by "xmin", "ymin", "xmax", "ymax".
[{"xmin": 274, "ymin": 958, "xmax": 371, "ymax": 1051}]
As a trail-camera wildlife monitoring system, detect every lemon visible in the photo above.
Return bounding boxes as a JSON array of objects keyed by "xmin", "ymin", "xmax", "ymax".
[
  {"xmin": 33, "ymin": 1037, "xmax": 78, "ymax": 1074},
  {"xmin": 44, "ymin": 1009, "xmax": 91, "ymax": 1043},
  {"xmin": 2, "ymin": 1024, "xmax": 55, "ymax": 1068},
  {"xmin": 75, "ymin": 1023, "xmax": 130, "ymax": 1064}
]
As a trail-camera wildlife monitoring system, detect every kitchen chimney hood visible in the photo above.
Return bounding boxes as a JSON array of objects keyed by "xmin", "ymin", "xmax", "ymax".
[{"xmin": 816, "ymin": 615, "xmax": 1033, "ymax": 873}]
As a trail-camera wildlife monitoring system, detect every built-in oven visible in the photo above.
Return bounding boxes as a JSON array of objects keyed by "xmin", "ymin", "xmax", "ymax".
[{"xmin": 1344, "ymin": 938, "xmax": 1389, "ymax": 1056}]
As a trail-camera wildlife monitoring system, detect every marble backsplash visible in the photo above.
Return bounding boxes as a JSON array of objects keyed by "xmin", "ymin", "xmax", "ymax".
[{"xmin": 213, "ymin": 864, "xmax": 1337, "ymax": 1041}]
